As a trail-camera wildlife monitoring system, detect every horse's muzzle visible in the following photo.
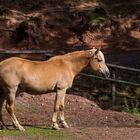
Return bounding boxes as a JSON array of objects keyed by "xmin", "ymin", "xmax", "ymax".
[{"xmin": 101, "ymin": 69, "xmax": 110, "ymax": 79}]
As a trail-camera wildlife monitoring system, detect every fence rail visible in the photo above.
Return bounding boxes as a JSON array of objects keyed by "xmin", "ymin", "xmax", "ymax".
[
  {"xmin": 107, "ymin": 63, "xmax": 140, "ymax": 73},
  {"xmin": 0, "ymin": 50, "xmax": 54, "ymax": 56},
  {"xmin": 80, "ymin": 73, "xmax": 140, "ymax": 87}
]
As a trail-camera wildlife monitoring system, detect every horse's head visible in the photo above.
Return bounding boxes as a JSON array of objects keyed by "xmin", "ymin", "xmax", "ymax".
[{"xmin": 87, "ymin": 48, "xmax": 110, "ymax": 78}]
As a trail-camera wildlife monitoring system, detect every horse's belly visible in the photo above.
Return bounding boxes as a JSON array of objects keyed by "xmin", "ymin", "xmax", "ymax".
[
  {"xmin": 20, "ymin": 80, "xmax": 56, "ymax": 95},
  {"xmin": 24, "ymin": 87, "xmax": 54, "ymax": 95}
]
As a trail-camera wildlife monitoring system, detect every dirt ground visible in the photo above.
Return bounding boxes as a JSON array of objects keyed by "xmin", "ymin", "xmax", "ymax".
[{"xmin": 1, "ymin": 92, "xmax": 140, "ymax": 140}]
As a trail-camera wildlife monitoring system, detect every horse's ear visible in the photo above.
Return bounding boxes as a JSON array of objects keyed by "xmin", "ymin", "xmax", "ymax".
[{"xmin": 95, "ymin": 48, "xmax": 100, "ymax": 55}]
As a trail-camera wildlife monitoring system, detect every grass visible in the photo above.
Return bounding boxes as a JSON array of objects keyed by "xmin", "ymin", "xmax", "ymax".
[
  {"xmin": 89, "ymin": 14, "xmax": 110, "ymax": 24},
  {"xmin": 0, "ymin": 126, "xmax": 73, "ymax": 140},
  {"xmin": 124, "ymin": 107, "xmax": 140, "ymax": 118},
  {"xmin": 98, "ymin": 95, "xmax": 110, "ymax": 101},
  {"xmin": 130, "ymin": 108, "xmax": 140, "ymax": 117},
  {"xmin": 123, "ymin": 97, "xmax": 140, "ymax": 118}
]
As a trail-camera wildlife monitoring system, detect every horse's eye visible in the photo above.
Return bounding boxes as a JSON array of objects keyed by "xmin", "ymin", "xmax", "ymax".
[
  {"xmin": 97, "ymin": 59, "xmax": 102, "ymax": 62},
  {"xmin": 95, "ymin": 58, "xmax": 102, "ymax": 62}
]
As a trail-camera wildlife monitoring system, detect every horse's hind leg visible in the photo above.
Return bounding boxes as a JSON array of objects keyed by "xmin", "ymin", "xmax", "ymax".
[
  {"xmin": 0, "ymin": 95, "xmax": 7, "ymax": 129},
  {"xmin": 6, "ymin": 87, "xmax": 25, "ymax": 131}
]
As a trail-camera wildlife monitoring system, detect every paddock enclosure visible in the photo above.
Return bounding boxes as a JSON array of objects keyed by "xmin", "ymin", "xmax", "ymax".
[
  {"xmin": 0, "ymin": 50, "xmax": 139, "ymax": 140},
  {"xmin": 0, "ymin": 0, "xmax": 140, "ymax": 139}
]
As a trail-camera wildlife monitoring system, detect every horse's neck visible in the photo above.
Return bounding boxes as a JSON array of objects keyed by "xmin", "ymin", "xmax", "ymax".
[{"xmin": 66, "ymin": 51, "xmax": 89, "ymax": 76}]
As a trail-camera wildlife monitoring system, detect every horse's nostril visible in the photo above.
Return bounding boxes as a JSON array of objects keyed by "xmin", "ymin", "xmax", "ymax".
[
  {"xmin": 106, "ymin": 71, "xmax": 110, "ymax": 78},
  {"xmin": 102, "ymin": 70, "xmax": 110, "ymax": 78},
  {"xmin": 99, "ymin": 69, "xmax": 110, "ymax": 78},
  {"xmin": 105, "ymin": 70, "xmax": 110, "ymax": 78}
]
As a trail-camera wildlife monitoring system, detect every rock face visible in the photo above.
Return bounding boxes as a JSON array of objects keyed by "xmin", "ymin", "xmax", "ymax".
[{"xmin": 0, "ymin": 1, "xmax": 140, "ymax": 54}]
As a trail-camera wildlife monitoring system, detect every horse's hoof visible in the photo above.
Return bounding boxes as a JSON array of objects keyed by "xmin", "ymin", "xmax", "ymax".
[
  {"xmin": 0, "ymin": 122, "xmax": 8, "ymax": 130},
  {"xmin": 62, "ymin": 122, "xmax": 69, "ymax": 128},
  {"xmin": 52, "ymin": 123, "xmax": 60, "ymax": 130},
  {"xmin": 52, "ymin": 126, "xmax": 60, "ymax": 130},
  {"xmin": 0, "ymin": 125, "xmax": 7, "ymax": 130},
  {"xmin": 16, "ymin": 125, "xmax": 25, "ymax": 131},
  {"xmin": 19, "ymin": 127, "xmax": 25, "ymax": 131}
]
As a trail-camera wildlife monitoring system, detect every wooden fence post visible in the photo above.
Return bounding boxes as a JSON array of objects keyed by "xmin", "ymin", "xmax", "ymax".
[{"xmin": 111, "ymin": 70, "xmax": 116, "ymax": 104}]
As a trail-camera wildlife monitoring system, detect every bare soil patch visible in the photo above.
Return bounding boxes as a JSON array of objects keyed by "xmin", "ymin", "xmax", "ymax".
[{"xmin": 1, "ymin": 92, "xmax": 140, "ymax": 140}]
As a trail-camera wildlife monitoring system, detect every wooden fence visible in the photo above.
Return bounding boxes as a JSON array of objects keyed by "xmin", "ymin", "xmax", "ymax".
[{"xmin": 0, "ymin": 50, "xmax": 139, "ymax": 103}]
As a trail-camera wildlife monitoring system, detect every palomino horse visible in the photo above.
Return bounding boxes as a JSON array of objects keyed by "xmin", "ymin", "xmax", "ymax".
[{"xmin": 0, "ymin": 48, "xmax": 110, "ymax": 131}]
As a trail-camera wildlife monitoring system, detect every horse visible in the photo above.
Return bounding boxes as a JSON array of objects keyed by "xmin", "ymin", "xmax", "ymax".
[{"xmin": 0, "ymin": 48, "xmax": 110, "ymax": 131}]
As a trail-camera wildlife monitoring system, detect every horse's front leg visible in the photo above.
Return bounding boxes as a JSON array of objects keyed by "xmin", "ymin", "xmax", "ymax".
[
  {"xmin": 52, "ymin": 88, "xmax": 69, "ymax": 130},
  {"xmin": 59, "ymin": 92, "xmax": 69, "ymax": 129}
]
